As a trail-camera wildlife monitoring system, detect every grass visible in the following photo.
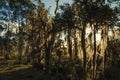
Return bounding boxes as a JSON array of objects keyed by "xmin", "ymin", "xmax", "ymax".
[
  {"xmin": 0, "ymin": 58, "xmax": 120, "ymax": 80},
  {"xmin": 0, "ymin": 56, "xmax": 34, "ymax": 80},
  {"xmin": 0, "ymin": 41, "xmax": 120, "ymax": 80},
  {"xmin": 0, "ymin": 67, "xmax": 33, "ymax": 80},
  {"xmin": 0, "ymin": 56, "xmax": 82, "ymax": 80}
]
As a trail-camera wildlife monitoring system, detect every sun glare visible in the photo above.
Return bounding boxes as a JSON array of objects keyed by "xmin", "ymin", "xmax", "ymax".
[{"xmin": 86, "ymin": 27, "xmax": 101, "ymax": 42}]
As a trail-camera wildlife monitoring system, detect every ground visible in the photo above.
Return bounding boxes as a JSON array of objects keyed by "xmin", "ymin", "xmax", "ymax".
[{"xmin": 0, "ymin": 41, "xmax": 120, "ymax": 80}]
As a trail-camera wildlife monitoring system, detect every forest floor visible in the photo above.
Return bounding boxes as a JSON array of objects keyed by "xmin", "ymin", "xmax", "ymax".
[
  {"xmin": 0, "ymin": 56, "xmax": 79, "ymax": 80},
  {"xmin": 0, "ymin": 56, "xmax": 63, "ymax": 80},
  {"xmin": 0, "ymin": 40, "xmax": 120, "ymax": 80},
  {"xmin": 0, "ymin": 56, "xmax": 42, "ymax": 80},
  {"xmin": 0, "ymin": 56, "xmax": 120, "ymax": 80}
]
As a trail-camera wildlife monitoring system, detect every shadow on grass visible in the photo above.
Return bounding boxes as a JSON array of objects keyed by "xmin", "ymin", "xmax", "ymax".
[
  {"xmin": 0, "ymin": 67, "xmax": 36, "ymax": 80},
  {"xmin": 0, "ymin": 63, "xmax": 83, "ymax": 80},
  {"xmin": 0, "ymin": 64, "xmax": 50, "ymax": 80}
]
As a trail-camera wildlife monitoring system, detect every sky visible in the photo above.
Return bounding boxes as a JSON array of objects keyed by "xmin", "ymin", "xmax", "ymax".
[
  {"xmin": 42, "ymin": 0, "xmax": 73, "ymax": 15},
  {"xmin": 41, "ymin": 0, "xmax": 120, "ymax": 16}
]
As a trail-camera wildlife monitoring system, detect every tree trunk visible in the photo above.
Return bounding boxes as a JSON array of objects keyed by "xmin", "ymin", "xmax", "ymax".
[
  {"xmin": 45, "ymin": 43, "xmax": 51, "ymax": 72},
  {"xmin": 68, "ymin": 29, "xmax": 72, "ymax": 60},
  {"xmin": 18, "ymin": 3, "xmax": 23, "ymax": 64},
  {"xmin": 93, "ymin": 25, "xmax": 97, "ymax": 80},
  {"xmin": 81, "ymin": 23, "xmax": 87, "ymax": 80},
  {"xmin": 18, "ymin": 19, "xmax": 23, "ymax": 64},
  {"xmin": 103, "ymin": 25, "xmax": 109, "ymax": 79},
  {"xmin": 45, "ymin": 33, "xmax": 56, "ymax": 73},
  {"xmin": 74, "ymin": 30, "xmax": 78, "ymax": 59},
  {"xmin": 5, "ymin": 22, "xmax": 10, "ymax": 60},
  {"xmin": 5, "ymin": 39, "xmax": 9, "ymax": 60}
]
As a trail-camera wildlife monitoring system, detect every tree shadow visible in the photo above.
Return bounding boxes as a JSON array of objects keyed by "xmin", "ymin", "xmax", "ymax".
[{"xmin": 0, "ymin": 67, "xmax": 36, "ymax": 80}]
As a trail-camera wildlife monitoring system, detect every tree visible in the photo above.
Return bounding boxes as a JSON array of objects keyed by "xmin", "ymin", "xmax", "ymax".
[
  {"xmin": 72, "ymin": 0, "xmax": 118, "ymax": 79},
  {"xmin": 8, "ymin": 0, "xmax": 36, "ymax": 63}
]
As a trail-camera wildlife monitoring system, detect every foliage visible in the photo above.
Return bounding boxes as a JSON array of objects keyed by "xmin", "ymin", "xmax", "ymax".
[{"xmin": 0, "ymin": 0, "xmax": 120, "ymax": 80}]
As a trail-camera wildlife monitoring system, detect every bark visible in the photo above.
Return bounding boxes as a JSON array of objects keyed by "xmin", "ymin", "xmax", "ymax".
[
  {"xmin": 5, "ymin": 21, "xmax": 10, "ymax": 60},
  {"xmin": 5, "ymin": 39, "xmax": 9, "ymax": 60},
  {"xmin": 54, "ymin": 0, "xmax": 59, "ymax": 14},
  {"xmin": 93, "ymin": 25, "xmax": 97, "ymax": 80},
  {"xmin": 18, "ymin": 2, "xmax": 23, "ymax": 64},
  {"xmin": 45, "ymin": 42, "xmax": 51, "ymax": 72},
  {"xmin": 74, "ymin": 30, "xmax": 78, "ymax": 59},
  {"xmin": 18, "ymin": 27, "xmax": 23, "ymax": 63},
  {"xmin": 45, "ymin": 33, "xmax": 56, "ymax": 72},
  {"xmin": 103, "ymin": 26, "xmax": 109, "ymax": 79},
  {"xmin": 81, "ymin": 23, "xmax": 87, "ymax": 80},
  {"xmin": 68, "ymin": 29, "xmax": 72, "ymax": 60}
]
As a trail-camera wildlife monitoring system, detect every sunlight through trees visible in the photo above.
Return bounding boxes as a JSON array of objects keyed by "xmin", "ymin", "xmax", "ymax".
[{"xmin": 0, "ymin": 0, "xmax": 120, "ymax": 80}]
